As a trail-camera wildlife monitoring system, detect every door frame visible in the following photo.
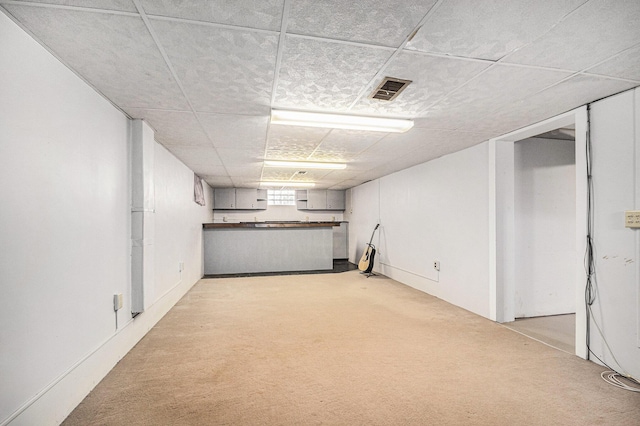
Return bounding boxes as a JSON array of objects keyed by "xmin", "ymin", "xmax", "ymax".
[{"xmin": 488, "ymin": 106, "xmax": 588, "ymax": 359}]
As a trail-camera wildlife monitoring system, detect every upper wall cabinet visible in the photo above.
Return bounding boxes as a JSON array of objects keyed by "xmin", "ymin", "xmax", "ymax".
[
  {"xmin": 214, "ymin": 188, "xmax": 267, "ymax": 210},
  {"xmin": 295, "ymin": 190, "xmax": 345, "ymax": 211}
]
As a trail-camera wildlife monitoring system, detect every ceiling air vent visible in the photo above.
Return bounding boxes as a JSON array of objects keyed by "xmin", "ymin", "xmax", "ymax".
[{"xmin": 369, "ymin": 77, "xmax": 412, "ymax": 101}]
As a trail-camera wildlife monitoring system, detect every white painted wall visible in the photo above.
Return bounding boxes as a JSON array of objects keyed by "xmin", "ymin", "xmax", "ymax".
[
  {"xmin": 587, "ymin": 89, "xmax": 640, "ymax": 380},
  {"xmin": 514, "ymin": 138, "xmax": 576, "ymax": 317},
  {"xmin": 346, "ymin": 180, "xmax": 381, "ymax": 263},
  {"xmin": 0, "ymin": 13, "xmax": 213, "ymax": 425},
  {"xmin": 346, "ymin": 143, "xmax": 491, "ymax": 318}
]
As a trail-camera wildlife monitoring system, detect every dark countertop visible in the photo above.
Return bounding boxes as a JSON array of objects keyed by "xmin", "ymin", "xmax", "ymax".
[{"xmin": 203, "ymin": 221, "xmax": 342, "ymax": 229}]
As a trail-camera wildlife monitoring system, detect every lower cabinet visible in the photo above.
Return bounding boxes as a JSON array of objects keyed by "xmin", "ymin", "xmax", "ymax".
[{"xmin": 333, "ymin": 222, "xmax": 348, "ymax": 259}]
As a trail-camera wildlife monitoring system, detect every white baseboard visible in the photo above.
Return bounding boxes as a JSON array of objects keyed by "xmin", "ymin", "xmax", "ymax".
[{"xmin": 4, "ymin": 278, "xmax": 197, "ymax": 426}]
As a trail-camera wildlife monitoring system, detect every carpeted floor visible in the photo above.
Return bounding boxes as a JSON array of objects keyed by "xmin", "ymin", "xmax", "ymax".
[{"xmin": 63, "ymin": 271, "xmax": 640, "ymax": 425}]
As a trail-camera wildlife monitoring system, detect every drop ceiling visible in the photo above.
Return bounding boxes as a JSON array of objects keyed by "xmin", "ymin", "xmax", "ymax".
[{"xmin": 2, "ymin": 0, "xmax": 639, "ymax": 190}]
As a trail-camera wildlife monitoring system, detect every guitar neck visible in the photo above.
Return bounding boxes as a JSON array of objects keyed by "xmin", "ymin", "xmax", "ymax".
[{"xmin": 367, "ymin": 224, "xmax": 380, "ymax": 245}]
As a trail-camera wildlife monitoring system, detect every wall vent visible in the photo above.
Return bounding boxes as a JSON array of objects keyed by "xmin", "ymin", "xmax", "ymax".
[{"xmin": 369, "ymin": 77, "xmax": 412, "ymax": 101}]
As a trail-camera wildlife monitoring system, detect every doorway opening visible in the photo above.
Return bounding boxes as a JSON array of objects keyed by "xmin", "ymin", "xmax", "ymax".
[{"xmin": 489, "ymin": 107, "xmax": 588, "ymax": 359}]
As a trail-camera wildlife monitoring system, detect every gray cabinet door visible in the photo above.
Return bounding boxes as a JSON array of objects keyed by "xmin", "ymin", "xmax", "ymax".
[
  {"xmin": 307, "ymin": 190, "xmax": 327, "ymax": 210},
  {"xmin": 326, "ymin": 190, "xmax": 345, "ymax": 210},
  {"xmin": 235, "ymin": 188, "xmax": 257, "ymax": 209},
  {"xmin": 214, "ymin": 188, "xmax": 235, "ymax": 209}
]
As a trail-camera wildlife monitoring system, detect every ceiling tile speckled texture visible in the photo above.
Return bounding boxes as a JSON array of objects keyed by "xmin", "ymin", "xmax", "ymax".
[
  {"xmin": 5, "ymin": 5, "xmax": 189, "ymax": 110},
  {"xmin": 13, "ymin": 0, "xmax": 137, "ymax": 12},
  {"xmin": 140, "ymin": 0, "xmax": 284, "ymax": 31},
  {"xmin": 501, "ymin": 0, "xmax": 640, "ymax": 70},
  {"xmin": 151, "ymin": 19, "xmax": 278, "ymax": 115},
  {"xmin": 287, "ymin": 0, "xmax": 438, "ymax": 47},
  {"xmin": 2, "ymin": 0, "xmax": 640, "ymax": 190},
  {"xmin": 274, "ymin": 36, "xmax": 392, "ymax": 111},
  {"xmin": 351, "ymin": 52, "xmax": 492, "ymax": 117},
  {"xmin": 406, "ymin": 0, "xmax": 588, "ymax": 60}
]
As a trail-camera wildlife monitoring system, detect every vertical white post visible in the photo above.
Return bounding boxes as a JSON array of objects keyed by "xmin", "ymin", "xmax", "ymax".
[{"xmin": 130, "ymin": 119, "xmax": 155, "ymax": 314}]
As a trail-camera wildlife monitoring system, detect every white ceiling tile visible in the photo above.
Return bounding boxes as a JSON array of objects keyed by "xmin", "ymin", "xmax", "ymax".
[
  {"xmin": 274, "ymin": 36, "xmax": 391, "ymax": 111},
  {"xmin": 330, "ymin": 181, "xmax": 363, "ymax": 190},
  {"xmin": 502, "ymin": 0, "xmax": 640, "ymax": 70},
  {"xmin": 288, "ymin": 0, "xmax": 438, "ymax": 47},
  {"xmin": 586, "ymin": 44, "xmax": 640, "ymax": 82},
  {"xmin": 202, "ymin": 175, "xmax": 233, "ymax": 188},
  {"xmin": 125, "ymin": 108, "xmax": 211, "ymax": 147},
  {"xmin": 305, "ymin": 129, "xmax": 386, "ymax": 162},
  {"xmin": 230, "ymin": 177, "xmax": 263, "ymax": 187},
  {"xmin": 351, "ymin": 52, "xmax": 492, "ymax": 117},
  {"xmin": 217, "ymin": 148, "xmax": 265, "ymax": 167},
  {"xmin": 266, "ymin": 125, "xmax": 329, "ymax": 153},
  {"xmin": 462, "ymin": 74, "xmax": 638, "ymax": 134},
  {"xmin": 407, "ymin": 0, "xmax": 586, "ymax": 61},
  {"xmin": 150, "ymin": 19, "xmax": 278, "ymax": 114},
  {"xmin": 7, "ymin": 0, "xmax": 640, "ymax": 191},
  {"xmin": 426, "ymin": 64, "xmax": 572, "ymax": 126},
  {"xmin": 5, "ymin": 5, "xmax": 189, "ymax": 110},
  {"xmin": 164, "ymin": 145, "xmax": 223, "ymax": 167},
  {"xmin": 12, "ymin": 0, "xmax": 137, "ymax": 12},
  {"xmin": 198, "ymin": 113, "xmax": 269, "ymax": 149},
  {"xmin": 355, "ymin": 128, "xmax": 491, "ymax": 169},
  {"xmin": 261, "ymin": 169, "xmax": 297, "ymax": 180},
  {"xmin": 226, "ymin": 163, "xmax": 263, "ymax": 178},
  {"xmin": 139, "ymin": 0, "xmax": 284, "ymax": 31}
]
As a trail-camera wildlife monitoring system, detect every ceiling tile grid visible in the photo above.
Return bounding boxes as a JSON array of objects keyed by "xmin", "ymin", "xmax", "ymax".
[
  {"xmin": 265, "ymin": 125, "xmax": 330, "ymax": 158},
  {"xmin": 139, "ymin": 0, "xmax": 284, "ymax": 31},
  {"xmin": 125, "ymin": 108, "xmax": 212, "ymax": 147},
  {"xmin": 425, "ymin": 64, "xmax": 574, "ymax": 132},
  {"xmin": 5, "ymin": 5, "xmax": 189, "ymax": 110},
  {"xmin": 198, "ymin": 113, "xmax": 269, "ymax": 150},
  {"xmin": 3, "ymin": 0, "xmax": 640, "ymax": 190},
  {"xmin": 502, "ymin": 0, "xmax": 640, "ymax": 71},
  {"xmin": 166, "ymin": 146, "xmax": 223, "ymax": 170},
  {"xmin": 350, "ymin": 52, "xmax": 493, "ymax": 117},
  {"xmin": 273, "ymin": 36, "xmax": 393, "ymax": 111},
  {"xmin": 13, "ymin": 0, "xmax": 138, "ymax": 12},
  {"xmin": 287, "ymin": 0, "xmax": 438, "ymax": 47},
  {"xmin": 459, "ymin": 74, "xmax": 638, "ymax": 133},
  {"xmin": 586, "ymin": 43, "xmax": 640, "ymax": 82},
  {"xmin": 150, "ymin": 18, "xmax": 279, "ymax": 115},
  {"xmin": 406, "ymin": 0, "xmax": 588, "ymax": 61}
]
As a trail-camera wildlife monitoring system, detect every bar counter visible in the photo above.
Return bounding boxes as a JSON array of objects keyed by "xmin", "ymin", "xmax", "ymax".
[
  {"xmin": 203, "ymin": 221, "xmax": 341, "ymax": 229},
  {"xmin": 203, "ymin": 222, "xmax": 340, "ymax": 275}
]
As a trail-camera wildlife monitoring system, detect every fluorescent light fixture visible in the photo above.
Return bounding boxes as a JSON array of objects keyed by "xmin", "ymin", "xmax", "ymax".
[
  {"xmin": 260, "ymin": 181, "xmax": 316, "ymax": 188},
  {"xmin": 270, "ymin": 110, "xmax": 413, "ymax": 133},
  {"xmin": 264, "ymin": 160, "xmax": 346, "ymax": 170}
]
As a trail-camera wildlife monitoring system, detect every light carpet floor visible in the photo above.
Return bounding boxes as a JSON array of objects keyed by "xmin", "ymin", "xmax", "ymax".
[{"xmin": 63, "ymin": 271, "xmax": 640, "ymax": 425}]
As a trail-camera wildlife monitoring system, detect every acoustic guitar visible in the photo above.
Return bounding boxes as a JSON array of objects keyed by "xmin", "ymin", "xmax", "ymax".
[{"xmin": 358, "ymin": 224, "xmax": 380, "ymax": 273}]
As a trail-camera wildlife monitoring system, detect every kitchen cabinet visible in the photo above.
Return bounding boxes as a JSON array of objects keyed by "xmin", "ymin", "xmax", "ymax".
[
  {"xmin": 214, "ymin": 188, "xmax": 267, "ymax": 210},
  {"xmin": 295, "ymin": 189, "xmax": 345, "ymax": 211},
  {"xmin": 326, "ymin": 190, "xmax": 345, "ymax": 210},
  {"xmin": 214, "ymin": 188, "xmax": 236, "ymax": 209}
]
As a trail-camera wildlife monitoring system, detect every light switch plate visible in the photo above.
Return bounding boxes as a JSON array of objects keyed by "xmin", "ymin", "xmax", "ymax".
[{"xmin": 625, "ymin": 211, "xmax": 640, "ymax": 228}]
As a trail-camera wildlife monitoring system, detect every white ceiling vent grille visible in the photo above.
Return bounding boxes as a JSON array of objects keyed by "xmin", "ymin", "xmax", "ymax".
[{"xmin": 369, "ymin": 77, "xmax": 412, "ymax": 101}]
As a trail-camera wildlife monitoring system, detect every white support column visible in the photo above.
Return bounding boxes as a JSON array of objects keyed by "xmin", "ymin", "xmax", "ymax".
[{"xmin": 130, "ymin": 119, "xmax": 155, "ymax": 314}]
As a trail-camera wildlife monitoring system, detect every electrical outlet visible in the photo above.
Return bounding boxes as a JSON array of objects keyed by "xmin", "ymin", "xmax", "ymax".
[
  {"xmin": 113, "ymin": 293, "xmax": 123, "ymax": 311},
  {"xmin": 433, "ymin": 261, "xmax": 440, "ymax": 271},
  {"xmin": 625, "ymin": 210, "xmax": 640, "ymax": 228}
]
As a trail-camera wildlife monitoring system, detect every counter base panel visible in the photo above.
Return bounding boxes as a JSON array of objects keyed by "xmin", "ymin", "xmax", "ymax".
[{"xmin": 204, "ymin": 227, "xmax": 333, "ymax": 275}]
